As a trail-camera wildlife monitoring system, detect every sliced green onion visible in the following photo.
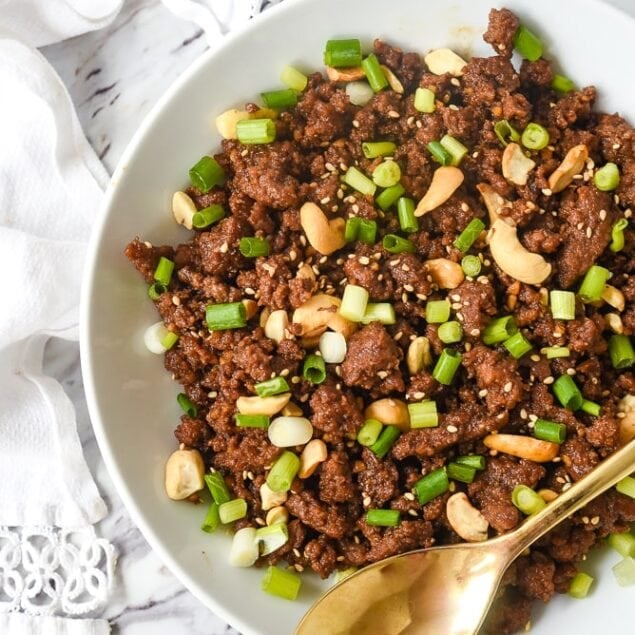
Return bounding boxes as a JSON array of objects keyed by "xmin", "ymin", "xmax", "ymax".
[
  {"xmin": 239, "ymin": 237, "xmax": 270, "ymax": 258},
  {"xmin": 461, "ymin": 255, "xmax": 481, "ymax": 277},
  {"xmin": 521, "ymin": 122, "xmax": 550, "ymax": 150},
  {"xmin": 432, "ymin": 349, "xmax": 462, "ymax": 385},
  {"xmin": 281, "ymin": 65, "xmax": 308, "ymax": 92},
  {"xmin": 610, "ymin": 218, "xmax": 628, "ymax": 253},
  {"xmin": 192, "ymin": 204, "xmax": 225, "ymax": 229},
  {"xmin": 219, "ymin": 498, "xmax": 247, "ymax": 524},
  {"xmin": 161, "ymin": 331, "xmax": 179, "ymax": 350},
  {"xmin": 256, "ymin": 523, "xmax": 289, "ymax": 555},
  {"xmin": 372, "ymin": 160, "xmax": 401, "ymax": 188},
  {"xmin": 427, "ymin": 141, "xmax": 452, "ymax": 166},
  {"xmin": 236, "ymin": 118, "xmax": 276, "ymax": 144},
  {"xmin": 358, "ymin": 219, "xmax": 378, "ymax": 245},
  {"xmin": 503, "ymin": 332, "xmax": 532, "ymax": 359},
  {"xmin": 608, "ymin": 532, "xmax": 635, "ymax": 558},
  {"xmin": 578, "ymin": 265, "xmax": 611, "ymax": 302},
  {"xmin": 340, "ymin": 284, "xmax": 369, "ymax": 322},
  {"xmin": 551, "ymin": 74, "xmax": 575, "ymax": 93},
  {"xmin": 205, "ymin": 472, "xmax": 231, "ymax": 505},
  {"xmin": 613, "ymin": 557, "xmax": 635, "ymax": 587},
  {"xmin": 376, "ymin": 183, "xmax": 405, "ymax": 210},
  {"xmin": 303, "ymin": 354, "xmax": 326, "ymax": 384},
  {"xmin": 361, "ymin": 303, "xmax": 396, "ymax": 325},
  {"xmin": 255, "ymin": 377, "xmax": 290, "ymax": 397},
  {"xmin": 541, "ymin": 345, "xmax": 570, "ymax": 359},
  {"xmin": 609, "ymin": 334, "xmax": 635, "ymax": 369},
  {"xmin": 447, "ymin": 462, "xmax": 477, "ymax": 484},
  {"xmin": 454, "ymin": 218, "xmax": 485, "ymax": 253},
  {"xmin": 383, "ymin": 234, "xmax": 416, "ymax": 254},
  {"xmin": 552, "ymin": 374, "xmax": 583, "ymax": 411},
  {"xmin": 514, "ymin": 25, "xmax": 543, "ymax": 61},
  {"xmin": 494, "ymin": 119, "xmax": 520, "ymax": 146},
  {"xmin": 408, "ymin": 400, "xmax": 438, "ymax": 429},
  {"xmin": 344, "ymin": 217, "xmax": 360, "ymax": 242},
  {"xmin": 235, "ymin": 414, "xmax": 270, "ymax": 428},
  {"xmin": 438, "ymin": 321, "xmax": 463, "ymax": 344},
  {"xmin": 595, "ymin": 162, "xmax": 621, "ymax": 192},
  {"xmin": 397, "ymin": 197, "xmax": 418, "ymax": 233},
  {"xmin": 361, "ymin": 53, "xmax": 388, "ymax": 92},
  {"xmin": 262, "ymin": 565, "xmax": 301, "ymax": 600},
  {"xmin": 362, "ymin": 141, "xmax": 397, "ymax": 159},
  {"xmin": 482, "ymin": 315, "xmax": 518, "ymax": 345},
  {"xmin": 148, "ymin": 282, "xmax": 167, "ymax": 300},
  {"xmin": 414, "ymin": 468, "xmax": 449, "ymax": 505},
  {"xmin": 189, "ymin": 156, "xmax": 225, "ymax": 192},
  {"xmin": 512, "ymin": 485, "xmax": 547, "ymax": 515},
  {"xmin": 569, "ymin": 572, "xmax": 594, "ymax": 598},
  {"xmin": 366, "ymin": 509, "xmax": 400, "ymax": 527},
  {"xmin": 177, "ymin": 393, "xmax": 197, "ymax": 417},
  {"xmin": 581, "ymin": 400, "xmax": 601, "ymax": 416},
  {"xmin": 261, "ymin": 88, "xmax": 298, "ymax": 110},
  {"xmin": 426, "ymin": 299, "xmax": 451, "ymax": 324},
  {"xmin": 154, "ymin": 257, "xmax": 174, "ymax": 286},
  {"xmin": 550, "ymin": 290, "xmax": 576, "ymax": 320},
  {"xmin": 205, "ymin": 302, "xmax": 247, "ymax": 331},
  {"xmin": 414, "ymin": 87, "xmax": 435, "ymax": 113},
  {"xmin": 616, "ymin": 476, "xmax": 635, "ymax": 499},
  {"xmin": 440, "ymin": 134, "xmax": 468, "ymax": 166},
  {"xmin": 357, "ymin": 419, "xmax": 383, "ymax": 446},
  {"xmin": 343, "ymin": 166, "xmax": 376, "ymax": 197},
  {"xmin": 533, "ymin": 418, "xmax": 567, "ymax": 444},
  {"xmin": 201, "ymin": 502, "xmax": 220, "ymax": 533},
  {"xmin": 324, "ymin": 38, "xmax": 362, "ymax": 68},
  {"xmin": 456, "ymin": 455, "xmax": 486, "ymax": 470},
  {"xmin": 370, "ymin": 425, "xmax": 401, "ymax": 459},
  {"xmin": 266, "ymin": 451, "xmax": 300, "ymax": 493}
]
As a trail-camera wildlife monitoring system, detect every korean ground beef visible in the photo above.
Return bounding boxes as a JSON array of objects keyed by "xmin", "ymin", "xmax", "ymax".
[{"xmin": 126, "ymin": 8, "xmax": 635, "ymax": 634}]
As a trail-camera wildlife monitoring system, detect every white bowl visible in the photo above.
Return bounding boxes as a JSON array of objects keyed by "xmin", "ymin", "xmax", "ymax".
[{"xmin": 81, "ymin": 0, "xmax": 635, "ymax": 633}]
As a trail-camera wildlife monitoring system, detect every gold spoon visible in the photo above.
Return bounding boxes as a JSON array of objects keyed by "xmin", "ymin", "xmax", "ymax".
[{"xmin": 295, "ymin": 438, "xmax": 635, "ymax": 635}]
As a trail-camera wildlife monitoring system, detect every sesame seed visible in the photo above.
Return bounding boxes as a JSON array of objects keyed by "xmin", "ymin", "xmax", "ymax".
[
  {"xmin": 562, "ymin": 482, "xmax": 572, "ymax": 492},
  {"xmin": 377, "ymin": 370, "xmax": 389, "ymax": 379},
  {"xmin": 625, "ymin": 209, "xmax": 633, "ymax": 219},
  {"xmin": 586, "ymin": 226, "xmax": 592, "ymax": 238},
  {"xmin": 520, "ymin": 409, "xmax": 528, "ymax": 420},
  {"xmin": 408, "ymin": 509, "xmax": 419, "ymax": 517},
  {"xmin": 404, "ymin": 492, "xmax": 415, "ymax": 501},
  {"xmin": 451, "ymin": 302, "xmax": 462, "ymax": 310},
  {"xmin": 339, "ymin": 162, "xmax": 348, "ymax": 172},
  {"xmin": 320, "ymin": 196, "xmax": 330, "ymax": 205},
  {"xmin": 542, "ymin": 188, "xmax": 553, "ymax": 197},
  {"xmin": 503, "ymin": 381, "xmax": 513, "ymax": 393},
  {"xmin": 450, "ymin": 78, "xmax": 461, "ymax": 87},
  {"xmin": 407, "ymin": 116, "xmax": 415, "ymax": 125},
  {"xmin": 529, "ymin": 414, "xmax": 538, "ymax": 422},
  {"xmin": 470, "ymin": 328, "xmax": 480, "ymax": 337},
  {"xmin": 543, "ymin": 376, "xmax": 555, "ymax": 385},
  {"xmin": 291, "ymin": 376, "xmax": 301, "ymax": 384},
  {"xmin": 413, "ymin": 391, "xmax": 426, "ymax": 400},
  {"xmin": 143, "ymin": 241, "xmax": 153, "ymax": 248},
  {"xmin": 241, "ymin": 148, "xmax": 249, "ymax": 157},
  {"xmin": 450, "ymin": 294, "xmax": 461, "ymax": 302},
  {"xmin": 530, "ymin": 354, "xmax": 541, "ymax": 362},
  {"xmin": 219, "ymin": 241, "xmax": 229, "ymax": 254},
  {"xmin": 352, "ymin": 120, "xmax": 360, "ymax": 128},
  {"xmin": 613, "ymin": 143, "xmax": 621, "ymax": 150},
  {"xmin": 449, "ymin": 104, "xmax": 459, "ymax": 111},
  {"xmin": 582, "ymin": 516, "xmax": 590, "ymax": 524},
  {"xmin": 402, "ymin": 264, "xmax": 411, "ymax": 272},
  {"xmin": 363, "ymin": 496, "xmax": 371, "ymax": 507},
  {"xmin": 566, "ymin": 368, "xmax": 576, "ymax": 376},
  {"xmin": 599, "ymin": 209, "xmax": 607, "ymax": 221},
  {"xmin": 460, "ymin": 202, "xmax": 469, "ymax": 212},
  {"xmin": 358, "ymin": 256, "xmax": 370, "ymax": 265},
  {"xmin": 447, "ymin": 425, "xmax": 458, "ymax": 433},
  {"xmin": 590, "ymin": 515, "xmax": 600, "ymax": 525},
  {"xmin": 576, "ymin": 222, "xmax": 584, "ymax": 230},
  {"xmin": 208, "ymin": 391, "xmax": 218, "ymax": 399},
  {"xmin": 401, "ymin": 292, "xmax": 409, "ymax": 303},
  {"xmin": 388, "ymin": 110, "xmax": 400, "ymax": 118},
  {"xmin": 244, "ymin": 287, "xmax": 255, "ymax": 295},
  {"xmin": 404, "ymin": 284, "xmax": 415, "ymax": 292},
  {"xmin": 478, "ymin": 389, "xmax": 488, "ymax": 398},
  {"xmin": 172, "ymin": 295, "xmax": 181, "ymax": 306},
  {"xmin": 456, "ymin": 312, "xmax": 464, "ymax": 322},
  {"xmin": 416, "ymin": 120, "xmax": 422, "ymax": 128}
]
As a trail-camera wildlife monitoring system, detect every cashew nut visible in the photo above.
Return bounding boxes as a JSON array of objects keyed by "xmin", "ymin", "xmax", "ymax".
[
  {"xmin": 407, "ymin": 336, "xmax": 433, "ymax": 374},
  {"xmin": 483, "ymin": 433, "xmax": 559, "ymax": 463},
  {"xmin": 424, "ymin": 48, "xmax": 467, "ymax": 76},
  {"xmin": 476, "ymin": 183, "xmax": 512, "ymax": 225},
  {"xmin": 242, "ymin": 299, "xmax": 258, "ymax": 320},
  {"xmin": 236, "ymin": 393, "xmax": 291, "ymax": 416},
  {"xmin": 266, "ymin": 505, "xmax": 289, "ymax": 526},
  {"xmin": 259, "ymin": 307, "xmax": 271, "ymax": 329},
  {"xmin": 380, "ymin": 65, "xmax": 404, "ymax": 94},
  {"xmin": 260, "ymin": 482, "xmax": 288, "ymax": 511},
  {"xmin": 298, "ymin": 439, "xmax": 328, "ymax": 478},
  {"xmin": 487, "ymin": 219, "xmax": 551, "ymax": 285},
  {"xmin": 446, "ymin": 493, "xmax": 489, "ymax": 542},
  {"xmin": 617, "ymin": 394, "xmax": 635, "ymax": 446},
  {"xmin": 601, "ymin": 285, "xmax": 625, "ymax": 312},
  {"xmin": 264, "ymin": 310, "xmax": 289, "ymax": 344},
  {"xmin": 300, "ymin": 202, "xmax": 346, "ymax": 255},
  {"xmin": 292, "ymin": 293, "xmax": 356, "ymax": 340},
  {"xmin": 425, "ymin": 258, "xmax": 466, "ymax": 289},
  {"xmin": 415, "ymin": 166, "xmax": 464, "ymax": 217},
  {"xmin": 215, "ymin": 107, "xmax": 277, "ymax": 140},
  {"xmin": 282, "ymin": 401, "xmax": 303, "ymax": 417},
  {"xmin": 548, "ymin": 144, "xmax": 589, "ymax": 193},
  {"xmin": 172, "ymin": 191, "xmax": 197, "ymax": 230},
  {"xmin": 364, "ymin": 398, "xmax": 410, "ymax": 431},
  {"xmin": 165, "ymin": 449, "xmax": 205, "ymax": 500},
  {"xmin": 296, "ymin": 262, "xmax": 317, "ymax": 282},
  {"xmin": 326, "ymin": 66, "xmax": 366, "ymax": 82},
  {"xmin": 502, "ymin": 143, "xmax": 536, "ymax": 186},
  {"xmin": 606, "ymin": 312, "xmax": 624, "ymax": 334}
]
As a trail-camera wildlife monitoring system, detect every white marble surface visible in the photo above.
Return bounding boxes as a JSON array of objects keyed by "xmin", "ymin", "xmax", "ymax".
[{"xmin": 38, "ymin": 0, "xmax": 635, "ymax": 634}]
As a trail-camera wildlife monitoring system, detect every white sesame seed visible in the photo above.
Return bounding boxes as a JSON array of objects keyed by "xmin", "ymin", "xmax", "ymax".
[
  {"xmin": 358, "ymin": 256, "xmax": 370, "ymax": 265},
  {"xmin": 503, "ymin": 382, "xmax": 513, "ymax": 393},
  {"xmin": 413, "ymin": 391, "xmax": 426, "ymax": 400},
  {"xmin": 478, "ymin": 389, "xmax": 488, "ymax": 398},
  {"xmin": 404, "ymin": 492, "xmax": 416, "ymax": 501},
  {"xmin": 543, "ymin": 376, "xmax": 555, "ymax": 385},
  {"xmin": 208, "ymin": 391, "xmax": 218, "ymax": 399},
  {"xmin": 520, "ymin": 409, "xmax": 528, "ymax": 420},
  {"xmin": 599, "ymin": 209, "xmax": 607, "ymax": 221},
  {"xmin": 542, "ymin": 188, "xmax": 553, "ymax": 197},
  {"xmin": 363, "ymin": 496, "xmax": 371, "ymax": 507},
  {"xmin": 388, "ymin": 110, "xmax": 400, "ymax": 118},
  {"xmin": 625, "ymin": 209, "xmax": 633, "ymax": 219},
  {"xmin": 450, "ymin": 78, "xmax": 461, "ymax": 87},
  {"xmin": 530, "ymin": 354, "xmax": 541, "ymax": 362},
  {"xmin": 219, "ymin": 241, "xmax": 229, "ymax": 254},
  {"xmin": 566, "ymin": 368, "xmax": 576, "ymax": 376},
  {"xmin": 470, "ymin": 328, "xmax": 480, "ymax": 337},
  {"xmin": 447, "ymin": 425, "xmax": 458, "ymax": 433},
  {"xmin": 408, "ymin": 509, "xmax": 419, "ymax": 517},
  {"xmin": 352, "ymin": 120, "xmax": 360, "ymax": 128},
  {"xmin": 449, "ymin": 104, "xmax": 459, "ymax": 111},
  {"xmin": 404, "ymin": 284, "xmax": 414, "ymax": 292}
]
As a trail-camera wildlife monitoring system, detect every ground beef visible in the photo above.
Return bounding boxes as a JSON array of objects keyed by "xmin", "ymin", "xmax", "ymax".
[{"xmin": 483, "ymin": 8, "xmax": 519, "ymax": 58}]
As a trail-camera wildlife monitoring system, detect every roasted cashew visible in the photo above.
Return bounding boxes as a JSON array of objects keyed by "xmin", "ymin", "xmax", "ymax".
[
  {"xmin": 260, "ymin": 482, "xmax": 288, "ymax": 511},
  {"xmin": 300, "ymin": 202, "xmax": 346, "ymax": 255},
  {"xmin": 292, "ymin": 293, "xmax": 356, "ymax": 340},
  {"xmin": 236, "ymin": 393, "xmax": 291, "ymax": 416},
  {"xmin": 407, "ymin": 336, "xmax": 433, "ymax": 374},
  {"xmin": 424, "ymin": 48, "xmax": 467, "ymax": 76},
  {"xmin": 415, "ymin": 166, "xmax": 464, "ymax": 217},
  {"xmin": 601, "ymin": 285, "xmax": 625, "ymax": 312},
  {"xmin": 548, "ymin": 144, "xmax": 589, "ymax": 193},
  {"xmin": 172, "ymin": 191, "xmax": 197, "ymax": 230},
  {"xmin": 326, "ymin": 66, "xmax": 366, "ymax": 82},
  {"xmin": 606, "ymin": 313, "xmax": 624, "ymax": 334},
  {"xmin": 242, "ymin": 299, "xmax": 258, "ymax": 320},
  {"xmin": 165, "ymin": 449, "xmax": 205, "ymax": 500},
  {"xmin": 617, "ymin": 394, "xmax": 635, "ymax": 446},
  {"xmin": 264, "ymin": 310, "xmax": 289, "ymax": 344},
  {"xmin": 425, "ymin": 258, "xmax": 466, "ymax": 289},
  {"xmin": 380, "ymin": 65, "xmax": 404, "ymax": 93},
  {"xmin": 483, "ymin": 433, "xmax": 559, "ymax": 462},
  {"xmin": 266, "ymin": 506, "xmax": 289, "ymax": 526},
  {"xmin": 446, "ymin": 493, "xmax": 489, "ymax": 542},
  {"xmin": 298, "ymin": 439, "xmax": 328, "ymax": 478},
  {"xmin": 502, "ymin": 143, "xmax": 536, "ymax": 186},
  {"xmin": 476, "ymin": 183, "xmax": 512, "ymax": 225},
  {"xmin": 365, "ymin": 398, "xmax": 410, "ymax": 431},
  {"xmin": 215, "ymin": 107, "xmax": 277, "ymax": 140}
]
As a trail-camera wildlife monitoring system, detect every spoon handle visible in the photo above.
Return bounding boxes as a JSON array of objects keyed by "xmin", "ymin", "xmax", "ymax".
[{"xmin": 507, "ymin": 438, "xmax": 635, "ymax": 559}]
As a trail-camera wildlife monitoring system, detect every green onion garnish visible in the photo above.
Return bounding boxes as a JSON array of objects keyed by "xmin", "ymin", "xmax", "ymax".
[
  {"xmin": 219, "ymin": 498, "xmax": 247, "ymax": 524},
  {"xmin": 261, "ymin": 565, "xmax": 301, "ymax": 601},
  {"xmin": 438, "ymin": 321, "xmax": 463, "ymax": 344},
  {"xmin": 550, "ymin": 290, "xmax": 576, "ymax": 320},
  {"xmin": 192, "ymin": 204, "xmax": 225, "ymax": 229},
  {"xmin": 343, "ymin": 166, "xmax": 377, "ymax": 197},
  {"xmin": 359, "ymin": 219, "xmax": 378, "ymax": 245},
  {"xmin": 154, "ymin": 257, "xmax": 174, "ymax": 286},
  {"xmin": 177, "ymin": 393, "xmax": 197, "ymax": 417},
  {"xmin": 482, "ymin": 315, "xmax": 518, "ymax": 345},
  {"xmin": 239, "ymin": 236, "xmax": 270, "ymax": 258},
  {"xmin": 361, "ymin": 53, "xmax": 388, "ymax": 92},
  {"xmin": 568, "ymin": 572, "xmax": 594, "ymax": 598},
  {"xmin": 362, "ymin": 141, "xmax": 397, "ymax": 159},
  {"xmin": 408, "ymin": 400, "xmax": 438, "ymax": 429},
  {"xmin": 432, "ymin": 349, "xmax": 462, "ymax": 385},
  {"xmin": 612, "ymin": 557, "xmax": 635, "ymax": 587},
  {"xmin": 454, "ymin": 218, "xmax": 485, "ymax": 253},
  {"xmin": 533, "ymin": 418, "xmax": 567, "ymax": 444},
  {"xmin": 553, "ymin": 374, "xmax": 583, "ymax": 411},
  {"xmin": 426, "ymin": 299, "xmax": 451, "ymax": 324},
  {"xmin": 551, "ymin": 74, "xmax": 575, "ymax": 93},
  {"xmin": 447, "ymin": 462, "xmax": 477, "ymax": 484},
  {"xmin": 521, "ymin": 122, "xmax": 550, "ymax": 150},
  {"xmin": 617, "ymin": 476, "xmax": 635, "ymax": 499},
  {"xmin": 236, "ymin": 118, "xmax": 276, "ymax": 144},
  {"xmin": 494, "ymin": 119, "xmax": 520, "ymax": 146},
  {"xmin": 427, "ymin": 140, "xmax": 453, "ymax": 166},
  {"xmin": 370, "ymin": 425, "xmax": 401, "ymax": 459},
  {"xmin": 609, "ymin": 334, "xmax": 635, "ymax": 369},
  {"xmin": 339, "ymin": 284, "xmax": 369, "ymax": 322},
  {"xmin": 608, "ymin": 532, "xmax": 635, "ymax": 558},
  {"xmin": 383, "ymin": 234, "xmax": 416, "ymax": 254},
  {"xmin": 324, "ymin": 38, "xmax": 362, "ymax": 68},
  {"xmin": 372, "ymin": 160, "xmax": 402, "ymax": 188},
  {"xmin": 440, "ymin": 134, "xmax": 468, "ymax": 166},
  {"xmin": 514, "ymin": 25, "xmax": 543, "ymax": 61},
  {"xmin": 281, "ymin": 65, "xmax": 308, "ymax": 92},
  {"xmin": 541, "ymin": 346, "xmax": 570, "ymax": 359},
  {"xmin": 205, "ymin": 472, "xmax": 231, "ymax": 505},
  {"xmin": 414, "ymin": 87, "xmax": 435, "ymax": 113},
  {"xmin": 581, "ymin": 400, "xmax": 601, "ymax": 416},
  {"xmin": 267, "ymin": 451, "xmax": 300, "ymax": 493},
  {"xmin": 205, "ymin": 302, "xmax": 247, "ymax": 331},
  {"xmin": 161, "ymin": 331, "xmax": 179, "ymax": 350},
  {"xmin": 414, "ymin": 468, "xmax": 449, "ymax": 505},
  {"xmin": 455, "ymin": 455, "xmax": 486, "ymax": 470},
  {"xmin": 255, "ymin": 377, "xmax": 290, "ymax": 397},
  {"xmin": 397, "ymin": 197, "xmax": 418, "ymax": 233},
  {"xmin": 256, "ymin": 522, "xmax": 289, "ymax": 555},
  {"xmin": 189, "ymin": 156, "xmax": 226, "ymax": 192},
  {"xmin": 503, "ymin": 331, "xmax": 532, "ymax": 359},
  {"xmin": 579, "ymin": 265, "xmax": 611, "ymax": 302},
  {"xmin": 261, "ymin": 88, "xmax": 298, "ymax": 110},
  {"xmin": 148, "ymin": 282, "xmax": 167, "ymax": 300},
  {"xmin": 303, "ymin": 354, "xmax": 326, "ymax": 384},
  {"xmin": 594, "ymin": 162, "xmax": 621, "ymax": 192},
  {"xmin": 361, "ymin": 303, "xmax": 396, "ymax": 325},
  {"xmin": 610, "ymin": 218, "xmax": 628, "ymax": 253},
  {"xmin": 375, "ymin": 183, "xmax": 405, "ymax": 210},
  {"xmin": 344, "ymin": 217, "xmax": 360, "ymax": 243},
  {"xmin": 235, "ymin": 414, "xmax": 270, "ymax": 428},
  {"xmin": 461, "ymin": 254, "xmax": 481, "ymax": 277},
  {"xmin": 201, "ymin": 502, "xmax": 220, "ymax": 533},
  {"xmin": 357, "ymin": 419, "xmax": 383, "ymax": 447},
  {"xmin": 366, "ymin": 509, "xmax": 400, "ymax": 527},
  {"xmin": 512, "ymin": 484, "xmax": 547, "ymax": 515}
]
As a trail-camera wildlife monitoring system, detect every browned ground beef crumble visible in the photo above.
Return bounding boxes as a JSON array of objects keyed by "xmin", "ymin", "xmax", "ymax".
[{"xmin": 126, "ymin": 8, "xmax": 635, "ymax": 634}]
